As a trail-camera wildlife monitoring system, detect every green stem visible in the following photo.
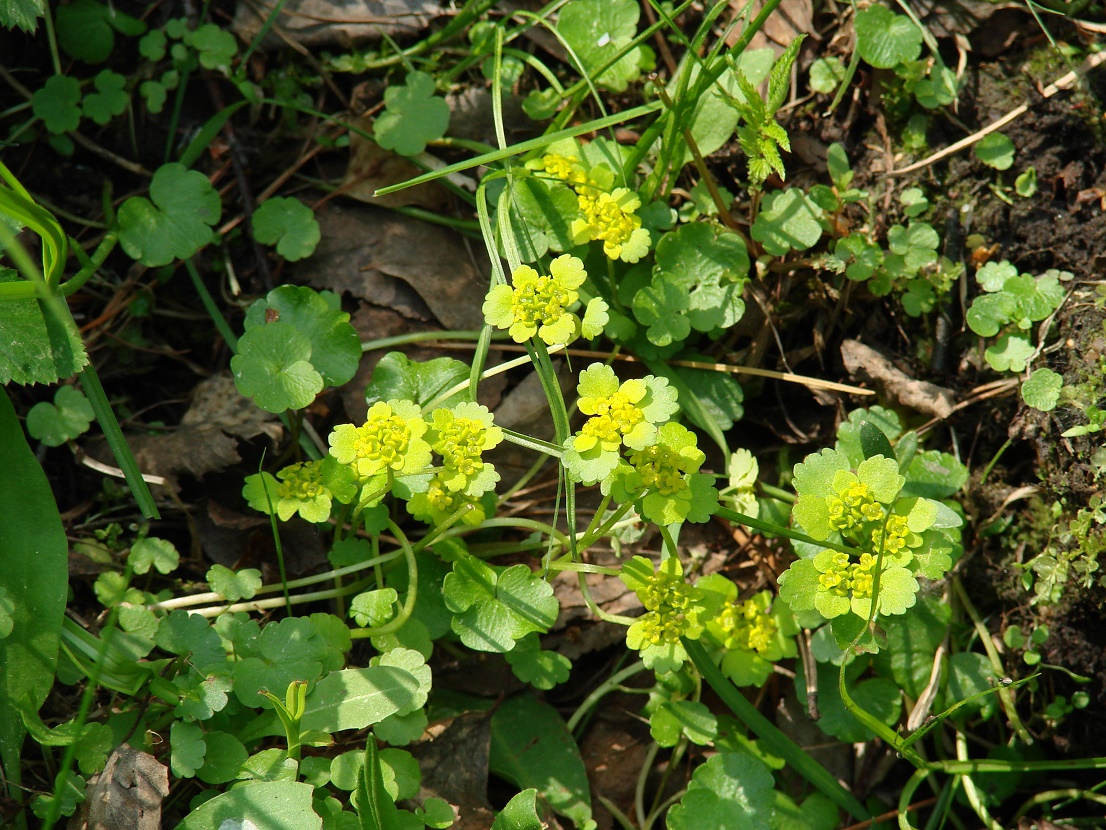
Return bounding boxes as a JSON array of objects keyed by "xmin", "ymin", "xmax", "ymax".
[
  {"xmin": 352, "ymin": 521, "xmax": 418, "ymax": 638},
  {"xmin": 715, "ymin": 506, "xmax": 866, "ymax": 556},
  {"xmin": 565, "ymin": 660, "xmax": 648, "ymax": 733},
  {"xmin": 758, "ymin": 481, "xmax": 796, "ymax": 504}
]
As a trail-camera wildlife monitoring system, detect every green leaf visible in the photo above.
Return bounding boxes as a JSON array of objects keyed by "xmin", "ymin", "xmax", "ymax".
[
  {"xmin": 966, "ymin": 291, "xmax": 1018, "ymax": 337},
  {"xmin": 188, "ymin": 23, "xmax": 238, "ymax": 71},
  {"xmin": 946, "ymin": 651, "xmax": 998, "ymax": 719},
  {"xmin": 244, "ymin": 285, "xmax": 360, "ymax": 387},
  {"xmin": 1021, "ymin": 367, "xmax": 1063, "ymax": 412},
  {"xmin": 129, "ymin": 536, "xmax": 180, "ymax": 575},
  {"xmin": 0, "ymin": 269, "xmax": 88, "ymax": 384},
  {"xmin": 32, "ymin": 75, "xmax": 82, "ymax": 134},
  {"xmin": 0, "ymin": 587, "xmax": 14, "ymax": 639},
  {"xmin": 0, "ymin": 390, "xmax": 69, "ymax": 788},
  {"xmin": 903, "ymin": 449, "xmax": 968, "ymax": 499},
  {"xmin": 350, "ymin": 588, "xmax": 399, "ymax": 628},
  {"xmin": 650, "ymin": 222, "xmax": 750, "ymax": 333},
  {"xmin": 32, "ymin": 771, "xmax": 86, "ymax": 819},
  {"xmin": 1015, "ymin": 166, "xmax": 1038, "ymax": 197},
  {"xmin": 157, "ymin": 610, "xmax": 226, "ymax": 669},
  {"xmin": 207, "ymin": 563, "xmax": 263, "ymax": 602},
  {"xmin": 492, "ymin": 789, "xmax": 545, "ymax": 830},
  {"xmin": 365, "ymin": 351, "xmax": 472, "ymax": 409},
  {"xmin": 299, "ymin": 666, "xmax": 420, "ymax": 732},
  {"xmin": 750, "ymin": 189, "xmax": 824, "ymax": 256},
  {"xmin": 803, "ymin": 662, "xmax": 902, "ymax": 742},
  {"xmin": 173, "ymin": 781, "xmax": 322, "ymax": 830},
  {"xmin": 252, "ymin": 197, "xmax": 321, "ymax": 261},
  {"xmin": 855, "ymin": 5, "xmax": 922, "ymax": 69},
  {"xmin": 0, "ymin": 0, "xmax": 45, "ymax": 33},
  {"xmin": 25, "ymin": 384, "xmax": 94, "ymax": 446},
  {"xmin": 984, "ymin": 332, "xmax": 1035, "ymax": 373},
  {"xmin": 197, "ymin": 731, "xmax": 248, "ymax": 784},
  {"xmin": 974, "ymin": 132, "xmax": 1015, "ymax": 170},
  {"xmin": 81, "ymin": 70, "xmax": 128, "ymax": 125},
  {"xmin": 443, "ymin": 558, "xmax": 559, "ymax": 653},
  {"xmin": 170, "ymin": 720, "xmax": 206, "ymax": 777},
  {"xmin": 371, "ymin": 648, "xmax": 431, "ymax": 715},
  {"xmin": 667, "ymin": 753, "xmax": 775, "ymax": 830},
  {"xmin": 809, "ymin": 56, "xmax": 845, "ymax": 94},
  {"xmin": 650, "ymin": 700, "xmax": 718, "ymax": 747},
  {"xmin": 631, "ymin": 277, "xmax": 691, "ymax": 346},
  {"xmin": 231, "ymin": 322, "xmax": 324, "ymax": 413},
  {"xmin": 489, "ymin": 694, "xmax": 593, "ymax": 828},
  {"xmin": 500, "ymin": 177, "xmax": 577, "ymax": 262},
  {"xmin": 557, "ymin": 0, "xmax": 650, "ymax": 93},
  {"xmin": 56, "ymin": 0, "xmax": 144, "ymax": 62},
  {"xmin": 858, "ymin": 420, "xmax": 895, "ymax": 461},
  {"xmin": 374, "ymin": 71, "xmax": 450, "ymax": 156},
  {"xmin": 669, "ymin": 361, "xmax": 744, "ymax": 431},
  {"xmin": 505, "ymin": 633, "xmax": 572, "ymax": 690},
  {"xmin": 871, "ymin": 594, "xmax": 950, "ymax": 697},
  {"xmin": 116, "ymin": 163, "xmax": 222, "ymax": 266}
]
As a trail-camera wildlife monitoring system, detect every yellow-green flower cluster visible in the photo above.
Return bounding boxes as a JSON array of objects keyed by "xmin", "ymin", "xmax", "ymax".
[
  {"xmin": 482, "ymin": 254, "xmax": 608, "ymax": 346},
  {"xmin": 406, "ymin": 473, "xmax": 487, "ymax": 528},
  {"xmin": 827, "ymin": 479, "xmax": 885, "ymax": 532},
  {"xmin": 529, "ymin": 144, "xmax": 650, "ymax": 263},
  {"xmin": 715, "ymin": 594, "xmax": 780, "ymax": 654},
  {"xmin": 329, "ymin": 400, "xmax": 432, "ymax": 483},
  {"xmin": 425, "ymin": 402, "xmax": 502, "ymax": 496},
  {"xmin": 623, "ymin": 555, "xmax": 698, "ymax": 672},
  {"xmin": 816, "ymin": 551, "xmax": 878, "ymax": 601}
]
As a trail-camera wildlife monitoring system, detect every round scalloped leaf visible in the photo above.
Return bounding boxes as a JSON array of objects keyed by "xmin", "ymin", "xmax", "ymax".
[
  {"xmin": 25, "ymin": 385, "xmax": 94, "ymax": 446},
  {"xmin": 57, "ymin": 0, "xmax": 145, "ymax": 63},
  {"xmin": 652, "ymin": 223, "xmax": 750, "ymax": 332},
  {"xmin": 374, "ymin": 71, "xmax": 450, "ymax": 156},
  {"xmin": 974, "ymin": 132, "xmax": 1015, "ymax": 170},
  {"xmin": 557, "ymin": 0, "xmax": 651, "ymax": 93},
  {"xmin": 244, "ymin": 286, "xmax": 359, "ymax": 387},
  {"xmin": 116, "ymin": 163, "xmax": 221, "ymax": 267},
  {"xmin": 855, "ymin": 4, "xmax": 922, "ymax": 69},
  {"xmin": 252, "ymin": 197, "xmax": 320, "ymax": 262},
  {"xmin": 750, "ymin": 188, "xmax": 824, "ymax": 256},
  {"xmin": 31, "ymin": 75, "xmax": 82, "ymax": 134},
  {"xmin": 667, "ymin": 752, "xmax": 774, "ymax": 830},
  {"xmin": 984, "ymin": 332, "xmax": 1035, "ymax": 373},
  {"xmin": 231, "ymin": 322, "xmax": 323, "ymax": 412},
  {"xmin": 1021, "ymin": 367, "xmax": 1063, "ymax": 412}
]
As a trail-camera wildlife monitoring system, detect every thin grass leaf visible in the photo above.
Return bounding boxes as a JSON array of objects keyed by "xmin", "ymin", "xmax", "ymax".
[{"xmin": 684, "ymin": 638, "xmax": 871, "ymax": 822}]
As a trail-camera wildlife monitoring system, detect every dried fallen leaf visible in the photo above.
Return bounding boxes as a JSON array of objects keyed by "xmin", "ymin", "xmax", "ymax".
[
  {"xmin": 341, "ymin": 117, "xmax": 451, "ymax": 210},
  {"xmin": 232, "ymin": 0, "xmax": 440, "ymax": 49},
  {"xmin": 84, "ymin": 745, "xmax": 168, "ymax": 830},
  {"xmin": 841, "ymin": 339, "xmax": 956, "ymax": 419}
]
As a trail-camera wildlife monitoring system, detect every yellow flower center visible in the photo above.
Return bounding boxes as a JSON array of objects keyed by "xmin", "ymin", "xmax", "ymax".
[
  {"xmin": 717, "ymin": 598, "xmax": 779, "ymax": 654},
  {"xmin": 512, "ymin": 275, "xmax": 574, "ymax": 329},
  {"xmin": 541, "ymin": 153, "xmax": 586, "ymax": 185},
  {"xmin": 827, "ymin": 481, "xmax": 883, "ymax": 532},
  {"xmin": 354, "ymin": 414, "xmax": 411, "ymax": 470},
  {"xmin": 578, "ymin": 189, "xmax": 641, "ymax": 247},
  {"xmin": 581, "ymin": 390, "xmax": 645, "ymax": 444},
  {"xmin": 630, "ymin": 444, "xmax": 688, "ymax": 496},
  {"xmin": 278, "ymin": 461, "xmax": 325, "ymax": 500},
  {"xmin": 436, "ymin": 416, "xmax": 486, "ymax": 476},
  {"xmin": 639, "ymin": 569, "xmax": 697, "ymax": 645}
]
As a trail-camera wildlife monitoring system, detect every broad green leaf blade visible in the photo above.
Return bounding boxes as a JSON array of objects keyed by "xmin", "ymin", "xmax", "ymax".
[
  {"xmin": 489, "ymin": 694, "xmax": 592, "ymax": 828},
  {"xmin": 491, "ymin": 789, "xmax": 544, "ymax": 830},
  {"xmin": 252, "ymin": 197, "xmax": 321, "ymax": 262},
  {"xmin": 858, "ymin": 420, "xmax": 895, "ymax": 461},
  {"xmin": 116, "ymin": 163, "xmax": 221, "ymax": 267},
  {"xmin": 300, "ymin": 666, "xmax": 421, "ymax": 733},
  {"xmin": 0, "ymin": 268, "xmax": 88, "ymax": 384},
  {"xmin": 667, "ymin": 752, "xmax": 774, "ymax": 830},
  {"xmin": 0, "ymin": 389, "xmax": 69, "ymax": 791},
  {"xmin": 173, "ymin": 781, "xmax": 321, "ymax": 830},
  {"xmin": 365, "ymin": 352, "xmax": 472, "ymax": 409}
]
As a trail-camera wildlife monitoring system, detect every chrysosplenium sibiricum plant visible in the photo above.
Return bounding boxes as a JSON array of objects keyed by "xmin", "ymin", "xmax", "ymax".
[{"xmin": 777, "ymin": 446, "xmax": 961, "ymax": 641}]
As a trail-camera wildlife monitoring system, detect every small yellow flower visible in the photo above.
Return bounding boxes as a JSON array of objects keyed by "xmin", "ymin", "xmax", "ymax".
[
  {"xmin": 536, "ymin": 152, "xmax": 587, "ymax": 186},
  {"xmin": 482, "ymin": 254, "xmax": 597, "ymax": 345},
  {"xmin": 328, "ymin": 400, "xmax": 432, "ymax": 481},
  {"xmin": 572, "ymin": 185, "xmax": 650, "ymax": 263}
]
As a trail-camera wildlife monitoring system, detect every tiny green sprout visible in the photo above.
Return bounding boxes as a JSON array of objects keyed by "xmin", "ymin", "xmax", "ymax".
[
  {"xmin": 620, "ymin": 555, "xmax": 705, "ymax": 673},
  {"xmin": 329, "ymin": 400, "xmax": 431, "ymax": 483},
  {"xmin": 722, "ymin": 448, "xmax": 759, "ymax": 518},
  {"xmin": 425, "ymin": 402, "xmax": 503, "ymax": 496},
  {"xmin": 608, "ymin": 422, "xmax": 719, "ymax": 526},
  {"xmin": 482, "ymin": 254, "xmax": 607, "ymax": 345},
  {"xmin": 562, "ymin": 363, "xmax": 678, "ymax": 484},
  {"xmin": 698, "ymin": 577, "xmax": 798, "ymax": 687}
]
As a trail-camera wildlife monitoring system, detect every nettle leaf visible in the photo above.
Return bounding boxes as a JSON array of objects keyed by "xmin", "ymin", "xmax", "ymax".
[
  {"xmin": 82, "ymin": 70, "xmax": 128, "ymax": 125},
  {"xmin": 504, "ymin": 632, "xmax": 572, "ymax": 690},
  {"xmin": 984, "ymin": 332, "xmax": 1035, "ymax": 373},
  {"xmin": 365, "ymin": 351, "xmax": 472, "ymax": 409},
  {"xmin": 750, "ymin": 188, "xmax": 824, "ymax": 256},
  {"xmin": 650, "ymin": 222, "xmax": 750, "ymax": 333},
  {"xmin": 32, "ymin": 75, "xmax": 82, "ymax": 134},
  {"xmin": 489, "ymin": 694, "xmax": 593, "ymax": 828},
  {"xmin": 855, "ymin": 4, "xmax": 922, "ymax": 69},
  {"xmin": 207, "ymin": 563, "xmax": 263, "ymax": 602},
  {"xmin": 252, "ymin": 197, "xmax": 320, "ymax": 261},
  {"xmin": 0, "ymin": 0, "xmax": 45, "ymax": 33},
  {"xmin": 974, "ymin": 132, "xmax": 1015, "ymax": 170},
  {"xmin": 667, "ymin": 753, "xmax": 775, "ymax": 830},
  {"xmin": 25, "ymin": 385, "xmax": 93, "ymax": 446},
  {"xmin": 0, "ymin": 269, "xmax": 88, "ymax": 384},
  {"xmin": 557, "ymin": 0, "xmax": 651, "ymax": 93},
  {"xmin": 231, "ymin": 322, "xmax": 324, "ymax": 413},
  {"xmin": 374, "ymin": 71, "xmax": 450, "ymax": 156},
  {"xmin": 650, "ymin": 700, "xmax": 717, "ymax": 747},
  {"xmin": 443, "ymin": 557, "xmax": 558, "ymax": 653},
  {"xmin": 116, "ymin": 163, "xmax": 221, "ymax": 266},
  {"xmin": 1021, "ymin": 367, "xmax": 1063, "ymax": 412},
  {"xmin": 244, "ymin": 285, "xmax": 359, "ymax": 387},
  {"xmin": 57, "ymin": 0, "xmax": 145, "ymax": 63},
  {"xmin": 128, "ymin": 536, "xmax": 179, "ymax": 575},
  {"xmin": 300, "ymin": 666, "xmax": 421, "ymax": 732}
]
